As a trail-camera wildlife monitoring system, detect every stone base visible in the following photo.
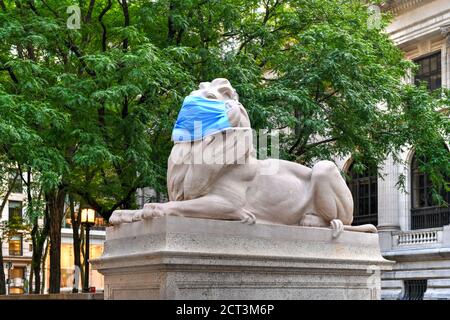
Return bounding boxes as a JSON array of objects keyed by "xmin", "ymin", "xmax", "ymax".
[
  {"xmin": 381, "ymin": 245, "xmax": 450, "ymax": 300},
  {"xmin": 91, "ymin": 216, "xmax": 392, "ymax": 300}
]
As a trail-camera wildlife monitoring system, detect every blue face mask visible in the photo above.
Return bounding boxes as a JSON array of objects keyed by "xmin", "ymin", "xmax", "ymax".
[{"xmin": 172, "ymin": 95, "xmax": 232, "ymax": 142}]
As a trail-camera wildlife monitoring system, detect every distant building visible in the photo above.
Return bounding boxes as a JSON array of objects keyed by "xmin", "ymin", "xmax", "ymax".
[
  {"xmin": 1, "ymin": 172, "xmax": 106, "ymax": 294},
  {"xmin": 55, "ymin": 211, "xmax": 106, "ymax": 293},
  {"xmin": 0, "ymin": 173, "xmax": 32, "ymax": 295}
]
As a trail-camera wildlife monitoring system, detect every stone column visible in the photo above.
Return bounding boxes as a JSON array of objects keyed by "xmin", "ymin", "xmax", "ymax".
[
  {"xmin": 377, "ymin": 154, "xmax": 401, "ymax": 251},
  {"xmin": 441, "ymin": 25, "xmax": 450, "ymax": 89}
]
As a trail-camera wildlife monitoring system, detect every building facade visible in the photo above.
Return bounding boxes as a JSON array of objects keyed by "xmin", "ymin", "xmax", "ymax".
[
  {"xmin": 0, "ymin": 175, "xmax": 32, "ymax": 295},
  {"xmin": 338, "ymin": 0, "xmax": 450, "ymax": 300}
]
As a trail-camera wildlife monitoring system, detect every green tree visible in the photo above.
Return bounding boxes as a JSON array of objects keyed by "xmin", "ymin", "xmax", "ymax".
[
  {"xmin": 151, "ymin": 0, "xmax": 449, "ymax": 189},
  {"xmin": 1, "ymin": 0, "xmax": 191, "ymax": 293},
  {"xmin": 16, "ymin": 167, "xmax": 49, "ymax": 294}
]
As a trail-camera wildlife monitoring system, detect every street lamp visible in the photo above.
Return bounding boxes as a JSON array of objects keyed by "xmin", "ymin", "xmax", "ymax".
[{"xmin": 80, "ymin": 207, "xmax": 95, "ymax": 293}]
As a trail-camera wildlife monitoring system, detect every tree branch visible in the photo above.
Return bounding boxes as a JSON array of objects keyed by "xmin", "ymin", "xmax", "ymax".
[
  {"xmin": 17, "ymin": 162, "xmax": 29, "ymax": 186},
  {"xmin": 0, "ymin": 172, "xmax": 18, "ymax": 215},
  {"xmin": 27, "ymin": 0, "xmax": 38, "ymax": 14},
  {"xmin": 289, "ymin": 135, "xmax": 303, "ymax": 154},
  {"xmin": 99, "ymin": 0, "xmax": 112, "ymax": 52},
  {"xmin": 167, "ymin": 1, "xmax": 176, "ymax": 44},
  {"xmin": 0, "ymin": 62, "xmax": 19, "ymax": 83},
  {"xmin": 237, "ymin": 0, "xmax": 280, "ymax": 54},
  {"xmin": 122, "ymin": 96, "xmax": 128, "ymax": 118},
  {"xmin": 118, "ymin": 0, "xmax": 129, "ymax": 51},
  {"xmin": 318, "ymin": 90, "xmax": 338, "ymax": 103},
  {"xmin": 41, "ymin": 0, "xmax": 58, "ymax": 17},
  {"xmin": 301, "ymin": 137, "xmax": 338, "ymax": 154},
  {"xmin": 64, "ymin": 40, "xmax": 96, "ymax": 77},
  {"xmin": 84, "ymin": 0, "xmax": 96, "ymax": 23}
]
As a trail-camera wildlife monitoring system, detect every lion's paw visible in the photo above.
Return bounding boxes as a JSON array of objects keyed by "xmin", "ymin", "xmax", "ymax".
[
  {"xmin": 109, "ymin": 211, "xmax": 122, "ymax": 225},
  {"xmin": 110, "ymin": 210, "xmax": 142, "ymax": 225},
  {"xmin": 131, "ymin": 210, "xmax": 144, "ymax": 222},
  {"xmin": 142, "ymin": 203, "xmax": 167, "ymax": 219}
]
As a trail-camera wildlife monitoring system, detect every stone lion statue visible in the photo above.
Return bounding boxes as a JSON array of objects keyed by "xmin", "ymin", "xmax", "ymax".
[{"xmin": 110, "ymin": 78, "xmax": 377, "ymax": 236}]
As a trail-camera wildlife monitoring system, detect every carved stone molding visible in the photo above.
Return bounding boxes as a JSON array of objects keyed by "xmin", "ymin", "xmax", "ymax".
[
  {"xmin": 383, "ymin": 0, "xmax": 433, "ymax": 14},
  {"xmin": 441, "ymin": 24, "xmax": 450, "ymax": 38}
]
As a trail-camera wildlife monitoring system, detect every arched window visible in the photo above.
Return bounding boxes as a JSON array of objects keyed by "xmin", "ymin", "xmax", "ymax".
[
  {"xmin": 347, "ymin": 162, "xmax": 378, "ymax": 226},
  {"xmin": 411, "ymin": 153, "xmax": 450, "ymax": 230}
]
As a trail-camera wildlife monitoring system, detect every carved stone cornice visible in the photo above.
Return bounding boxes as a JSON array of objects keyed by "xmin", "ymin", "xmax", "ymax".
[
  {"xmin": 382, "ymin": 0, "xmax": 433, "ymax": 14},
  {"xmin": 441, "ymin": 24, "xmax": 450, "ymax": 38}
]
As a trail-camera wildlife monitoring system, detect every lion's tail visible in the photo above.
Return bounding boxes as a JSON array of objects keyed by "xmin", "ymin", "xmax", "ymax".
[{"xmin": 343, "ymin": 224, "xmax": 378, "ymax": 233}]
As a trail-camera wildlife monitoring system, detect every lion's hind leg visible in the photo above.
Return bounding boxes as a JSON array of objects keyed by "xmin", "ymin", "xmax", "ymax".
[
  {"xmin": 299, "ymin": 213, "xmax": 328, "ymax": 227},
  {"xmin": 139, "ymin": 195, "xmax": 254, "ymax": 224},
  {"xmin": 310, "ymin": 160, "xmax": 353, "ymax": 225}
]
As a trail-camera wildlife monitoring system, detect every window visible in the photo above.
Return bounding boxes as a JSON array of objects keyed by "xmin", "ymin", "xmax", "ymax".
[
  {"xmin": 93, "ymin": 212, "xmax": 107, "ymax": 230},
  {"xmin": 411, "ymin": 153, "xmax": 450, "ymax": 229},
  {"xmin": 401, "ymin": 280, "xmax": 427, "ymax": 300},
  {"xmin": 9, "ymin": 266, "xmax": 25, "ymax": 295},
  {"xmin": 8, "ymin": 172, "xmax": 22, "ymax": 194},
  {"xmin": 9, "ymin": 235, "xmax": 23, "ymax": 256},
  {"xmin": 62, "ymin": 208, "xmax": 73, "ymax": 229},
  {"xmin": 414, "ymin": 52, "xmax": 441, "ymax": 91},
  {"xmin": 347, "ymin": 162, "xmax": 378, "ymax": 226},
  {"xmin": 8, "ymin": 201, "xmax": 22, "ymax": 223}
]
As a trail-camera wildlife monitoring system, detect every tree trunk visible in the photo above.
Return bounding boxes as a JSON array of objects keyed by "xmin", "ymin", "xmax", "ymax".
[
  {"xmin": 46, "ymin": 187, "xmax": 66, "ymax": 294},
  {"xmin": 28, "ymin": 266, "xmax": 33, "ymax": 294},
  {"xmin": 40, "ymin": 240, "xmax": 49, "ymax": 294},
  {"xmin": 69, "ymin": 195, "xmax": 83, "ymax": 292},
  {"xmin": 33, "ymin": 235, "xmax": 50, "ymax": 294},
  {"xmin": 121, "ymin": 191, "xmax": 136, "ymax": 210},
  {"xmin": 0, "ymin": 240, "xmax": 6, "ymax": 295},
  {"xmin": 30, "ymin": 222, "xmax": 49, "ymax": 294},
  {"xmin": 24, "ymin": 170, "xmax": 50, "ymax": 294},
  {"xmin": 33, "ymin": 259, "xmax": 41, "ymax": 293}
]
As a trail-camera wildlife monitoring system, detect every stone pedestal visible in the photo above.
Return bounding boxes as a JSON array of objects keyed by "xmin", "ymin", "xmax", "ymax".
[{"xmin": 91, "ymin": 216, "xmax": 392, "ymax": 300}]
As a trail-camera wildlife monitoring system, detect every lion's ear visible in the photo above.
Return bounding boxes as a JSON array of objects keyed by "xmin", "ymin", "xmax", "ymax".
[
  {"xmin": 226, "ymin": 100, "xmax": 251, "ymax": 128},
  {"xmin": 226, "ymin": 100, "xmax": 241, "ymax": 127}
]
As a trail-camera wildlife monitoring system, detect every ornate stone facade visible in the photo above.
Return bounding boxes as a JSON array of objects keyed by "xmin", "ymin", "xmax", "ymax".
[{"xmin": 337, "ymin": 0, "xmax": 450, "ymax": 300}]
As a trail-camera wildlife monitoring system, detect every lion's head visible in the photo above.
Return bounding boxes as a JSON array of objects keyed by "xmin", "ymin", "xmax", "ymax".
[
  {"xmin": 188, "ymin": 78, "xmax": 250, "ymax": 128},
  {"xmin": 167, "ymin": 78, "xmax": 254, "ymax": 201}
]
